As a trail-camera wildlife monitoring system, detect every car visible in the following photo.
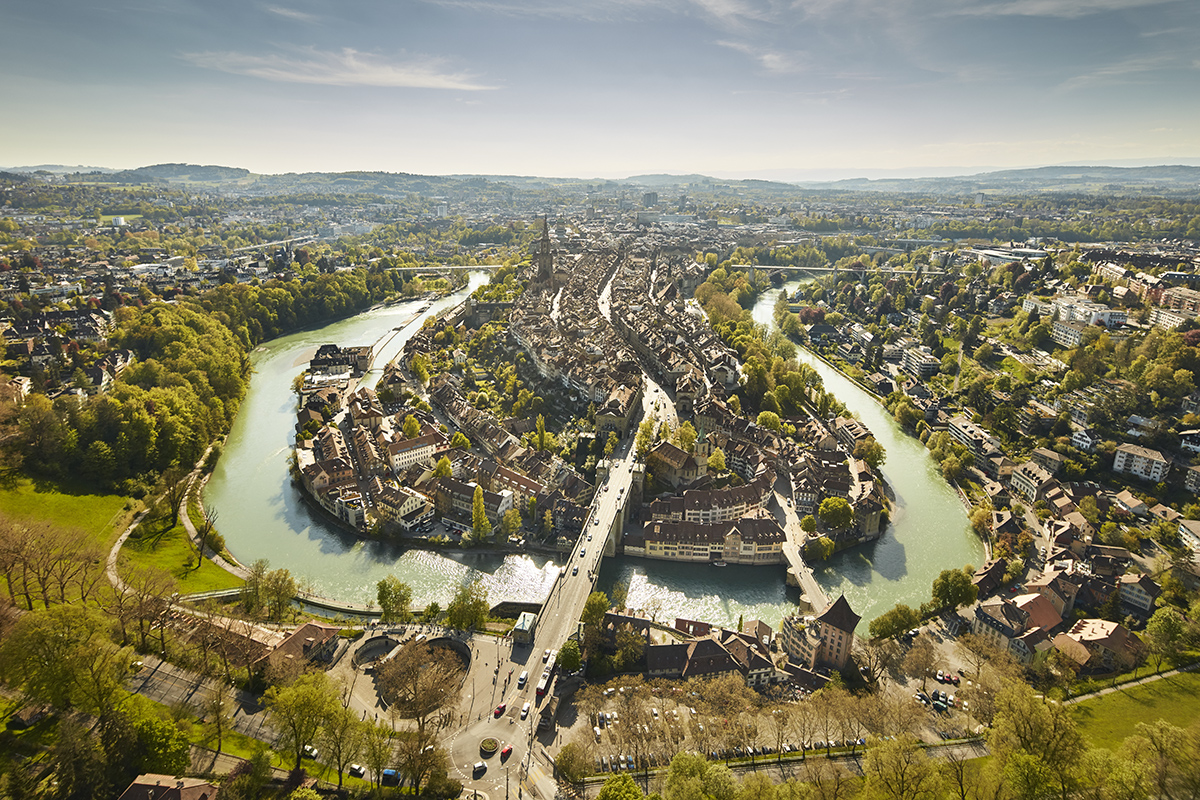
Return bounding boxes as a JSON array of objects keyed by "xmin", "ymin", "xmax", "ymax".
[
  {"xmin": 518, "ymin": 670, "xmax": 528, "ymax": 688},
  {"xmin": 494, "ymin": 704, "xmax": 506, "ymax": 717},
  {"xmin": 522, "ymin": 702, "xmax": 531, "ymax": 719},
  {"xmin": 543, "ymin": 648, "xmax": 551, "ymax": 662},
  {"xmin": 501, "ymin": 744, "xmax": 513, "ymax": 759},
  {"xmin": 473, "ymin": 762, "xmax": 486, "ymax": 778},
  {"xmin": 936, "ymin": 670, "xmax": 944, "ymax": 682},
  {"xmin": 303, "ymin": 744, "xmax": 319, "ymax": 759},
  {"xmin": 572, "ymin": 566, "xmax": 578, "ymax": 576},
  {"xmin": 652, "ymin": 708, "xmax": 658, "ymax": 718},
  {"xmin": 348, "ymin": 764, "xmax": 365, "ymax": 778},
  {"xmin": 588, "ymin": 533, "xmax": 593, "ymax": 541},
  {"xmin": 579, "ymin": 548, "xmax": 586, "ymax": 557}
]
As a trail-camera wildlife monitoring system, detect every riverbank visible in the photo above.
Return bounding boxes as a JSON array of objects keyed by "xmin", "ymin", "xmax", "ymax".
[{"xmin": 800, "ymin": 343, "xmax": 991, "ymax": 559}]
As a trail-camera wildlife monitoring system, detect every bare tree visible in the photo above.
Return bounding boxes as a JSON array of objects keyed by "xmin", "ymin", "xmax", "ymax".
[
  {"xmin": 161, "ymin": 464, "xmax": 190, "ymax": 528},
  {"xmin": 362, "ymin": 717, "xmax": 397, "ymax": 792},
  {"xmin": 72, "ymin": 538, "xmax": 107, "ymax": 605},
  {"xmin": 0, "ymin": 516, "xmax": 32, "ymax": 608},
  {"xmin": 768, "ymin": 705, "xmax": 796, "ymax": 762},
  {"xmin": 903, "ymin": 637, "xmax": 938, "ymax": 692},
  {"xmin": 201, "ymin": 681, "xmax": 234, "ymax": 754},
  {"xmin": 194, "ymin": 508, "xmax": 220, "ymax": 571},
  {"xmin": 376, "ymin": 642, "xmax": 463, "ymax": 743},
  {"xmin": 789, "ymin": 699, "xmax": 816, "ymax": 761},
  {"xmin": 808, "ymin": 757, "xmax": 856, "ymax": 800},
  {"xmin": 125, "ymin": 564, "xmax": 176, "ymax": 651},
  {"xmin": 858, "ymin": 638, "xmax": 901, "ymax": 685},
  {"xmin": 320, "ymin": 702, "xmax": 365, "ymax": 790}
]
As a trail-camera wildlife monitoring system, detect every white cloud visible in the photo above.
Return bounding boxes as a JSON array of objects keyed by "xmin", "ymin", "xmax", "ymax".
[
  {"xmin": 183, "ymin": 47, "xmax": 494, "ymax": 90},
  {"xmin": 1059, "ymin": 54, "xmax": 1178, "ymax": 90},
  {"xmin": 957, "ymin": 0, "xmax": 1178, "ymax": 19},
  {"xmin": 265, "ymin": 5, "xmax": 320, "ymax": 24},
  {"xmin": 717, "ymin": 39, "xmax": 808, "ymax": 73}
]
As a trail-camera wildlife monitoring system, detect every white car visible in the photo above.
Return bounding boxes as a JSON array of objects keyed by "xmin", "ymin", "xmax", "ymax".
[{"xmin": 522, "ymin": 702, "xmax": 531, "ymax": 719}]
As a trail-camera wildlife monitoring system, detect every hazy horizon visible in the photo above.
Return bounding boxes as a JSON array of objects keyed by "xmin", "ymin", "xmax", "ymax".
[{"xmin": 6, "ymin": 158, "xmax": 1200, "ymax": 186}]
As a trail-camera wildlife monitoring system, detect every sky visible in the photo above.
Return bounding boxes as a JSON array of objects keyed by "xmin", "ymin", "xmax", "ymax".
[{"xmin": 2, "ymin": 0, "xmax": 1198, "ymax": 180}]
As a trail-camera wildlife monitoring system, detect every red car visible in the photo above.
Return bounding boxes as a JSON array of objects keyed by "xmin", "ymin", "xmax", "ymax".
[
  {"xmin": 500, "ymin": 744, "xmax": 513, "ymax": 760},
  {"xmin": 494, "ymin": 704, "xmax": 506, "ymax": 717}
]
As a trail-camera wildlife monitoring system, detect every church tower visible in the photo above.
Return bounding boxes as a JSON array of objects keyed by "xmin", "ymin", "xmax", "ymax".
[{"xmin": 536, "ymin": 216, "xmax": 553, "ymax": 284}]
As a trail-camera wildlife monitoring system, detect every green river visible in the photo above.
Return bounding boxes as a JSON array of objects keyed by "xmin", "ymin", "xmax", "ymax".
[{"xmin": 205, "ymin": 276, "xmax": 982, "ymax": 628}]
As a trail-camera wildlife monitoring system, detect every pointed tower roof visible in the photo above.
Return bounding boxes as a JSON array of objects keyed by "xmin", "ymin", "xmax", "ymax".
[{"xmin": 816, "ymin": 594, "xmax": 861, "ymax": 636}]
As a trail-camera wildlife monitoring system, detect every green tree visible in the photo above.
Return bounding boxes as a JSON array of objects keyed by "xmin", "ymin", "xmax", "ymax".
[
  {"xmin": 853, "ymin": 436, "xmax": 886, "ymax": 470},
  {"xmin": 445, "ymin": 578, "xmax": 489, "ymax": 630},
  {"xmin": 818, "ymin": 497, "xmax": 854, "ymax": 531},
  {"xmin": 402, "ymin": 414, "xmax": 421, "ymax": 439},
  {"xmin": 120, "ymin": 695, "xmax": 192, "ymax": 778},
  {"xmin": 433, "ymin": 455, "xmax": 453, "ymax": 478},
  {"xmin": 869, "ymin": 603, "xmax": 920, "ymax": 641},
  {"xmin": 663, "ymin": 750, "xmax": 736, "ymax": 800},
  {"xmin": 635, "ymin": 419, "xmax": 656, "ymax": 461},
  {"xmin": 501, "ymin": 507, "xmax": 522, "ymax": 537},
  {"xmin": 558, "ymin": 639, "xmax": 582, "ymax": 673},
  {"xmin": 49, "ymin": 718, "xmax": 109, "ymax": 800},
  {"xmin": 0, "ymin": 604, "xmax": 132, "ymax": 718},
  {"xmin": 376, "ymin": 575, "xmax": 413, "ymax": 623},
  {"xmin": 1144, "ymin": 607, "xmax": 1185, "ymax": 672},
  {"xmin": 596, "ymin": 773, "xmax": 645, "ymax": 800},
  {"xmin": 863, "ymin": 736, "xmax": 942, "ymax": 800},
  {"xmin": 931, "ymin": 566, "xmax": 978, "ymax": 611},
  {"xmin": 263, "ymin": 567, "xmax": 297, "ymax": 621},
  {"xmin": 605, "ymin": 432, "xmax": 620, "ymax": 456},
  {"xmin": 263, "ymin": 671, "xmax": 339, "ymax": 770},
  {"xmin": 582, "ymin": 590, "xmax": 610, "ymax": 656},
  {"xmin": 800, "ymin": 514, "xmax": 817, "ymax": 535},
  {"xmin": 537, "ymin": 413, "xmax": 547, "ymax": 450},
  {"xmin": 707, "ymin": 448, "xmax": 726, "ymax": 472},
  {"xmin": 471, "ymin": 483, "xmax": 492, "ymax": 540},
  {"xmin": 556, "ymin": 742, "xmax": 591, "ymax": 784},
  {"xmin": 674, "ymin": 421, "xmax": 698, "ymax": 454},
  {"xmin": 807, "ymin": 536, "xmax": 835, "ymax": 561},
  {"xmin": 756, "ymin": 410, "xmax": 782, "ymax": 432},
  {"xmin": 450, "ymin": 430, "xmax": 470, "ymax": 449},
  {"xmin": 988, "ymin": 681, "xmax": 1086, "ymax": 800}
]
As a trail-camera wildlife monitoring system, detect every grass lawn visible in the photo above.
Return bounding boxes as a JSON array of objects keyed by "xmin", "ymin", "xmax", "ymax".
[
  {"xmin": 180, "ymin": 718, "xmax": 373, "ymax": 791},
  {"xmin": 119, "ymin": 518, "xmax": 243, "ymax": 594},
  {"xmin": 1070, "ymin": 670, "xmax": 1200, "ymax": 750},
  {"xmin": 0, "ymin": 475, "xmax": 132, "ymax": 545}
]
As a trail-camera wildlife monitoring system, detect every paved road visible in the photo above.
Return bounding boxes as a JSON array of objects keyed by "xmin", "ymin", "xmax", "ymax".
[{"xmin": 127, "ymin": 655, "xmax": 277, "ymax": 744}]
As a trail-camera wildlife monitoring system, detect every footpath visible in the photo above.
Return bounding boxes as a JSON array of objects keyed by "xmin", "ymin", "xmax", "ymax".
[{"xmin": 1064, "ymin": 660, "xmax": 1200, "ymax": 705}]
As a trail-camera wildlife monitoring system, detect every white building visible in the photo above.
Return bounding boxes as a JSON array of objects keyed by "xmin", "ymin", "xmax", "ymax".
[{"xmin": 1112, "ymin": 443, "xmax": 1170, "ymax": 483}]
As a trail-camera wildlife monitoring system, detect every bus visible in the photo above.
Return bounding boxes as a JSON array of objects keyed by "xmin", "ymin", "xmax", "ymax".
[{"xmin": 536, "ymin": 670, "xmax": 552, "ymax": 698}]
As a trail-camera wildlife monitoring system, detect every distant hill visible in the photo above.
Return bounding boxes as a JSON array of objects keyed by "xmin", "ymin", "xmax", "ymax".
[
  {"xmin": 24, "ymin": 161, "xmax": 1200, "ymax": 198},
  {"xmin": 803, "ymin": 164, "xmax": 1200, "ymax": 195},
  {"xmin": 107, "ymin": 163, "xmax": 252, "ymax": 183},
  {"xmin": 2, "ymin": 164, "xmax": 120, "ymax": 174}
]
